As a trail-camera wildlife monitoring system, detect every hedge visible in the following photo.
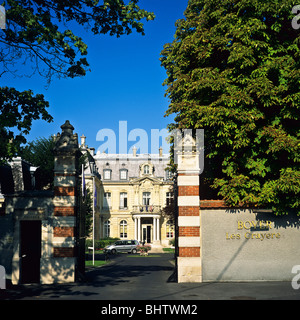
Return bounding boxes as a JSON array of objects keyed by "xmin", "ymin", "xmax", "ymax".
[{"xmin": 85, "ymin": 238, "xmax": 120, "ymax": 251}]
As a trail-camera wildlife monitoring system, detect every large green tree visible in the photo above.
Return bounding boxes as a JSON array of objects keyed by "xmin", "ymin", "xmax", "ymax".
[
  {"xmin": 161, "ymin": 0, "xmax": 300, "ymax": 215},
  {"xmin": 0, "ymin": 0, "xmax": 154, "ymax": 163}
]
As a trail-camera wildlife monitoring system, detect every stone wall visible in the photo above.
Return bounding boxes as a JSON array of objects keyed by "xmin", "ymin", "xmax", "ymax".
[{"xmin": 201, "ymin": 207, "xmax": 300, "ymax": 281}]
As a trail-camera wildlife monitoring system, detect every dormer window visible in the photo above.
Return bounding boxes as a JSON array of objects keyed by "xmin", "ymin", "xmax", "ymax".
[
  {"xmin": 120, "ymin": 169, "xmax": 128, "ymax": 180},
  {"xmin": 141, "ymin": 163, "xmax": 154, "ymax": 177},
  {"xmin": 144, "ymin": 165, "xmax": 150, "ymax": 175},
  {"xmin": 103, "ymin": 169, "xmax": 111, "ymax": 180}
]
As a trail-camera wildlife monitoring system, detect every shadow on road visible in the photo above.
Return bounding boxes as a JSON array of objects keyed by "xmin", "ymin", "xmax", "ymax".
[{"xmin": 0, "ymin": 253, "xmax": 176, "ymax": 300}]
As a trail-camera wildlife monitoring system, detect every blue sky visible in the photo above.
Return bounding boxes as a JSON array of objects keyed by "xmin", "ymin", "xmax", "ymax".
[{"xmin": 1, "ymin": 0, "xmax": 189, "ymax": 154}]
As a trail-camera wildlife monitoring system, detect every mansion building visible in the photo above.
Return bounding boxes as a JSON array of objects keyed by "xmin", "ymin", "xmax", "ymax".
[{"xmin": 81, "ymin": 136, "xmax": 175, "ymax": 247}]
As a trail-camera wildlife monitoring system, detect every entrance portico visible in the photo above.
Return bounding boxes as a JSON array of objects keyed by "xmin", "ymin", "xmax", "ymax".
[{"xmin": 133, "ymin": 214, "xmax": 161, "ymax": 243}]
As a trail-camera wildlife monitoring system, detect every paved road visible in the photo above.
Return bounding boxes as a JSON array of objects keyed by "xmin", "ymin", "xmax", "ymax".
[{"xmin": 1, "ymin": 253, "xmax": 300, "ymax": 300}]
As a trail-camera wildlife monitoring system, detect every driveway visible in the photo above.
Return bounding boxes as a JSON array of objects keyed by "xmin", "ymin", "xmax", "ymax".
[
  {"xmin": 84, "ymin": 252, "xmax": 177, "ymax": 300},
  {"xmin": 1, "ymin": 252, "xmax": 300, "ymax": 301},
  {"xmin": 0, "ymin": 253, "xmax": 178, "ymax": 300}
]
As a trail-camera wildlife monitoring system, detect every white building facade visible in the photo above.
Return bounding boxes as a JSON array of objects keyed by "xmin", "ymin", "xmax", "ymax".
[{"xmin": 82, "ymin": 141, "xmax": 175, "ymax": 247}]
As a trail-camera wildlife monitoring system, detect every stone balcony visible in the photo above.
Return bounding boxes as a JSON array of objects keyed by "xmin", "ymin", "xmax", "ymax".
[{"xmin": 132, "ymin": 205, "xmax": 161, "ymax": 214}]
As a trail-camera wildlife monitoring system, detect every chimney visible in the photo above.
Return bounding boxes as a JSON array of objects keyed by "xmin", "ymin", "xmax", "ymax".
[
  {"xmin": 132, "ymin": 146, "xmax": 137, "ymax": 157},
  {"xmin": 159, "ymin": 146, "xmax": 163, "ymax": 157},
  {"xmin": 80, "ymin": 134, "xmax": 86, "ymax": 147}
]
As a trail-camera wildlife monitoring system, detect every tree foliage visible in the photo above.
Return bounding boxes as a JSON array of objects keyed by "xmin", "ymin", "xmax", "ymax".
[
  {"xmin": 0, "ymin": 87, "xmax": 53, "ymax": 164},
  {"xmin": 0, "ymin": 0, "xmax": 154, "ymax": 162},
  {"xmin": 81, "ymin": 188, "xmax": 93, "ymax": 237},
  {"xmin": 20, "ymin": 136, "xmax": 55, "ymax": 189},
  {"xmin": 1, "ymin": 0, "xmax": 154, "ymax": 80},
  {"xmin": 161, "ymin": 0, "xmax": 300, "ymax": 215}
]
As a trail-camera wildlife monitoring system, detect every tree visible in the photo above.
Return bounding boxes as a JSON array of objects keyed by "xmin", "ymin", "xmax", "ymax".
[
  {"xmin": 161, "ymin": 0, "xmax": 300, "ymax": 215},
  {"xmin": 1, "ymin": 0, "xmax": 155, "ymax": 81},
  {"xmin": 80, "ymin": 188, "xmax": 93, "ymax": 237},
  {"xmin": 0, "ymin": 88, "xmax": 53, "ymax": 164},
  {"xmin": 0, "ymin": 0, "xmax": 155, "ymax": 162},
  {"xmin": 20, "ymin": 136, "xmax": 55, "ymax": 189}
]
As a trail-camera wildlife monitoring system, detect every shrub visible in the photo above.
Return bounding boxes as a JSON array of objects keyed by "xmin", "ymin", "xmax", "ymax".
[
  {"xmin": 137, "ymin": 244, "xmax": 151, "ymax": 253},
  {"xmin": 85, "ymin": 238, "xmax": 120, "ymax": 251},
  {"xmin": 169, "ymin": 238, "xmax": 175, "ymax": 246}
]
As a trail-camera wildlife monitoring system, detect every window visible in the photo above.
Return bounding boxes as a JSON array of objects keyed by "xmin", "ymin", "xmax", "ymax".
[
  {"xmin": 120, "ymin": 169, "xmax": 128, "ymax": 180},
  {"xmin": 166, "ymin": 220, "xmax": 174, "ymax": 238},
  {"xmin": 166, "ymin": 192, "xmax": 174, "ymax": 206},
  {"xmin": 103, "ymin": 192, "xmax": 111, "ymax": 208},
  {"xmin": 120, "ymin": 220, "xmax": 127, "ymax": 238},
  {"xmin": 142, "ymin": 192, "xmax": 151, "ymax": 206},
  {"xmin": 104, "ymin": 220, "xmax": 110, "ymax": 238},
  {"xmin": 103, "ymin": 169, "xmax": 111, "ymax": 180},
  {"xmin": 120, "ymin": 192, "xmax": 128, "ymax": 209},
  {"xmin": 143, "ymin": 165, "xmax": 149, "ymax": 174}
]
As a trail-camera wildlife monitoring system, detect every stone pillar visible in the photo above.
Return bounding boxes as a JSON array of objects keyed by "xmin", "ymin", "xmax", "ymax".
[
  {"xmin": 176, "ymin": 131, "xmax": 201, "ymax": 283},
  {"xmin": 137, "ymin": 217, "xmax": 141, "ymax": 242},
  {"xmin": 153, "ymin": 217, "xmax": 156, "ymax": 241},
  {"xmin": 134, "ymin": 217, "xmax": 137, "ymax": 240},
  {"xmin": 156, "ymin": 218, "xmax": 160, "ymax": 241},
  {"xmin": 46, "ymin": 120, "xmax": 82, "ymax": 284}
]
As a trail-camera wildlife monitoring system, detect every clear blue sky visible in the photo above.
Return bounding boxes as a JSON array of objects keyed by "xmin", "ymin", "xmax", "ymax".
[{"xmin": 1, "ymin": 0, "xmax": 189, "ymax": 154}]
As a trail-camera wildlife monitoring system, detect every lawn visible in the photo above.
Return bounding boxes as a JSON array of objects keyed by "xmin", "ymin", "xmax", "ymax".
[
  {"xmin": 85, "ymin": 260, "xmax": 108, "ymax": 267},
  {"xmin": 85, "ymin": 249, "xmax": 104, "ymax": 254},
  {"xmin": 163, "ymin": 248, "xmax": 175, "ymax": 253},
  {"xmin": 85, "ymin": 249, "xmax": 108, "ymax": 268}
]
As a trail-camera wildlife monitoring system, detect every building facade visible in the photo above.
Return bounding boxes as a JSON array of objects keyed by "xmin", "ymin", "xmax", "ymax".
[{"xmin": 81, "ymin": 137, "xmax": 175, "ymax": 248}]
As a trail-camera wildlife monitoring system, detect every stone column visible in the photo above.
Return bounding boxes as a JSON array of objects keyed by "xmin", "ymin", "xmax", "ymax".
[
  {"xmin": 137, "ymin": 217, "xmax": 141, "ymax": 242},
  {"xmin": 156, "ymin": 218, "xmax": 160, "ymax": 241},
  {"xmin": 153, "ymin": 217, "xmax": 156, "ymax": 241},
  {"xmin": 176, "ymin": 131, "xmax": 201, "ymax": 283},
  {"xmin": 134, "ymin": 217, "xmax": 137, "ymax": 240}
]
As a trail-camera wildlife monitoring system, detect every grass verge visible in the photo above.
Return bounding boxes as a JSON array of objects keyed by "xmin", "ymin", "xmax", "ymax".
[
  {"xmin": 85, "ymin": 260, "xmax": 108, "ymax": 267},
  {"xmin": 163, "ymin": 248, "xmax": 175, "ymax": 253}
]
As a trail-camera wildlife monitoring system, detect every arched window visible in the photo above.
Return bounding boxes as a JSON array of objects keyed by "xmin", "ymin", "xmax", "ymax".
[
  {"xmin": 144, "ymin": 165, "xmax": 149, "ymax": 174},
  {"xmin": 120, "ymin": 220, "xmax": 127, "ymax": 238},
  {"xmin": 104, "ymin": 220, "xmax": 110, "ymax": 238},
  {"xmin": 166, "ymin": 220, "xmax": 174, "ymax": 238}
]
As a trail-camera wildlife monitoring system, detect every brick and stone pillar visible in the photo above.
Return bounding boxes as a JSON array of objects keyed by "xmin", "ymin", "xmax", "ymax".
[
  {"xmin": 176, "ymin": 131, "xmax": 202, "ymax": 282},
  {"xmin": 50, "ymin": 120, "xmax": 81, "ymax": 283}
]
